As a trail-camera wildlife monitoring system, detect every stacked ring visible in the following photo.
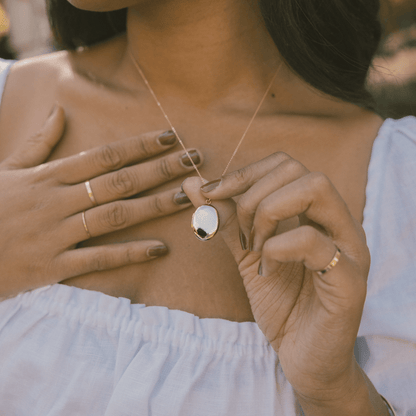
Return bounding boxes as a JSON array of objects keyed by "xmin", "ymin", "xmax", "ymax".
[
  {"xmin": 81, "ymin": 211, "xmax": 91, "ymax": 239},
  {"xmin": 85, "ymin": 180, "xmax": 98, "ymax": 207}
]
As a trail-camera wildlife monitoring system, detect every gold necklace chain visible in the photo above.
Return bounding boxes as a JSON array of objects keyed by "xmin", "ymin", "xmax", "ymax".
[{"xmin": 128, "ymin": 49, "xmax": 282, "ymax": 185}]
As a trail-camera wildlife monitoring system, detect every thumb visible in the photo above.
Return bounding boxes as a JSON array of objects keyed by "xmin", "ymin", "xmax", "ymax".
[
  {"xmin": 182, "ymin": 176, "xmax": 246, "ymax": 263},
  {"xmin": 2, "ymin": 103, "xmax": 65, "ymax": 170}
]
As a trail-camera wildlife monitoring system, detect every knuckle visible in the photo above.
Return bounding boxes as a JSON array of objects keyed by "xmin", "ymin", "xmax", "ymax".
[
  {"xmin": 257, "ymin": 199, "xmax": 272, "ymax": 219},
  {"xmin": 284, "ymin": 158, "xmax": 304, "ymax": 174},
  {"xmin": 232, "ymin": 166, "xmax": 251, "ymax": 184},
  {"xmin": 271, "ymin": 151, "xmax": 292, "ymax": 164},
  {"xmin": 105, "ymin": 202, "xmax": 129, "ymax": 229},
  {"xmin": 109, "ymin": 169, "xmax": 136, "ymax": 197},
  {"xmin": 34, "ymin": 163, "xmax": 57, "ymax": 183},
  {"xmin": 236, "ymin": 197, "xmax": 255, "ymax": 219},
  {"xmin": 309, "ymin": 171, "xmax": 332, "ymax": 193},
  {"xmin": 98, "ymin": 145, "xmax": 125, "ymax": 171},
  {"xmin": 149, "ymin": 195, "xmax": 166, "ymax": 216},
  {"xmin": 136, "ymin": 136, "xmax": 154, "ymax": 159},
  {"xmin": 157, "ymin": 158, "xmax": 175, "ymax": 181},
  {"xmin": 28, "ymin": 131, "xmax": 44, "ymax": 144},
  {"xmin": 124, "ymin": 246, "xmax": 136, "ymax": 264},
  {"xmin": 27, "ymin": 131, "xmax": 51, "ymax": 152},
  {"xmin": 90, "ymin": 252, "xmax": 109, "ymax": 271}
]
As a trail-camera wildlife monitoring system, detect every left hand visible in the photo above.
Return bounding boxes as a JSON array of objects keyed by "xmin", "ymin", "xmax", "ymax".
[{"xmin": 183, "ymin": 152, "xmax": 371, "ymax": 403}]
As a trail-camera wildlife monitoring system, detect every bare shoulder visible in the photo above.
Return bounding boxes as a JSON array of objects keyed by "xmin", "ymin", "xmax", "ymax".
[
  {"xmin": 0, "ymin": 50, "xmax": 73, "ymax": 157},
  {"xmin": 0, "ymin": 35, "xmax": 128, "ymax": 159},
  {"xmin": 2, "ymin": 50, "xmax": 71, "ymax": 109}
]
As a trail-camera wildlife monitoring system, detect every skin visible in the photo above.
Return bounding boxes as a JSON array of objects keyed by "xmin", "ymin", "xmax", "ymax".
[
  {"xmin": 0, "ymin": 0, "xmax": 383, "ymax": 320},
  {"xmin": 0, "ymin": 0, "xmax": 391, "ymax": 413}
]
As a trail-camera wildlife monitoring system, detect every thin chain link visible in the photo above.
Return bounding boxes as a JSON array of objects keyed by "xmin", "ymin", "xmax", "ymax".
[{"xmin": 128, "ymin": 49, "xmax": 282, "ymax": 184}]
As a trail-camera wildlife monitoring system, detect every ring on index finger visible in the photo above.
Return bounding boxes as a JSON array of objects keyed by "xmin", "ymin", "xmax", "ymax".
[{"xmin": 85, "ymin": 181, "xmax": 98, "ymax": 207}]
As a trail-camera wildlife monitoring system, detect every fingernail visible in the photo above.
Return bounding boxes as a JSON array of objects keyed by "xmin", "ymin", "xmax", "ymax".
[
  {"xmin": 158, "ymin": 130, "xmax": 177, "ymax": 146},
  {"xmin": 239, "ymin": 228, "xmax": 248, "ymax": 251},
  {"xmin": 173, "ymin": 191, "xmax": 191, "ymax": 205},
  {"xmin": 258, "ymin": 261, "xmax": 264, "ymax": 277},
  {"xmin": 180, "ymin": 179, "xmax": 187, "ymax": 193},
  {"xmin": 201, "ymin": 179, "xmax": 221, "ymax": 193},
  {"xmin": 147, "ymin": 245, "xmax": 169, "ymax": 257},
  {"xmin": 180, "ymin": 149, "xmax": 200, "ymax": 167},
  {"xmin": 249, "ymin": 228, "xmax": 255, "ymax": 251}
]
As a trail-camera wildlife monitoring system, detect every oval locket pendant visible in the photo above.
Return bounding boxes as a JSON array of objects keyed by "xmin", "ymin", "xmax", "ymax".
[{"xmin": 191, "ymin": 204, "xmax": 220, "ymax": 241}]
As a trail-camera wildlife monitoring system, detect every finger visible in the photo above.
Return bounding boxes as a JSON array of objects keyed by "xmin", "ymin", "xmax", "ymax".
[
  {"xmin": 55, "ymin": 130, "xmax": 180, "ymax": 184},
  {"xmin": 1, "ymin": 103, "xmax": 65, "ymax": 170},
  {"xmin": 236, "ymin": 158, "xmax": 309, "ymax": 241},
  {"xmin": 70, "ymin": 148, "xmax": 202, "ymax": 211},
  {"xmin": 57, "ymin": 240, "xmax": 170, "ymax": 278},
  {"xmin": 260, "ymin": 226, "xmax": 367, "ymax": 308},
  {"xmin": 64, "ymin": 187, "xmax": 192, "ymax": 244},
  {"xmin": 182, "ymin": 176, "xmax": 247, "ymax": 264},
  {"xmin": 250, "ymin": 172, "xmax": 357, "ymax": 252},
  {"xmin": 199, "ymin": 151, "xmax": 291, "ymax": 198}
]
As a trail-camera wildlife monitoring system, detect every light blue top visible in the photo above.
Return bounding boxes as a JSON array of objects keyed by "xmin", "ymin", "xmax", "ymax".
[{"xmin": 0, "ymin": 58, "xmax": 415, "ymax": 415}]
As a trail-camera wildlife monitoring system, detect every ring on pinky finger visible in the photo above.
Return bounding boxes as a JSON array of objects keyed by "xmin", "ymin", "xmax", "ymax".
[
  {"xmin": 257, "ymin": 225, "xmax": 341, "ymax": 278},
  {"xmin": 312, "ymin": 246, "xmax": 341, "ymax": 277}
]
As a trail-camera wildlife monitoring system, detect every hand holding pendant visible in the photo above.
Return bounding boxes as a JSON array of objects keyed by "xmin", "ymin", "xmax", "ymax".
[{"xmin": 182, "ymin": 151, "xmax": 374, "ymax": 408}]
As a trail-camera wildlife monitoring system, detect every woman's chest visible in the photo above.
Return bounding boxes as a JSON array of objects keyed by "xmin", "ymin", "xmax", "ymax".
[{"xmin": 0, "ymin": 70, "xmax": 382, "ymax": 322}]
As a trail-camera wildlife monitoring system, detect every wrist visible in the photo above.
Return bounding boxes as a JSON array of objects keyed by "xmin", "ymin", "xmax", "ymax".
[{"xmin": 295, "ymin": 361, "xmax": 390, "ymax": 416}]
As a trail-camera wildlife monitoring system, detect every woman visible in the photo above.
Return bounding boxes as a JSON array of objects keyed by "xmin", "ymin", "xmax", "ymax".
[{"xmin": 0, "ymin": 0, "xmax": 414, "ymax": 414}]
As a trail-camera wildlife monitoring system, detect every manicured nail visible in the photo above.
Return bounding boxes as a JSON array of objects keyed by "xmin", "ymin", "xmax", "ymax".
[
  {"xmin": 201, "ymin": 179, "xmax": 221, "ymax": 193},
  {"xmin": 173, "ymin": 191, "xmax": 191, "ymax": 205},
  {"xmin": 239, "ymin": 228, "xmax": 248, "ymax": 251},
  {"xmin": 147, "ymin": 245, "xmax": 169, "ymax": 257},
  {"xmin": 249, "ymin": 228, "xmax": 255, "ymax": 251},
  {"xmin": 258, "ymin": 262, "xmax": 264, "ymax": 277},
  {"xmin": 158, "ymin": 130, "xmax": 177, "ymax": 146},
  {"xmin": 180, "ymin": 179, "xmax": 186, "ymax": 193},
  {"xmin": 180, "ymin": 149, "xmax": 200, "ymax": 167}
]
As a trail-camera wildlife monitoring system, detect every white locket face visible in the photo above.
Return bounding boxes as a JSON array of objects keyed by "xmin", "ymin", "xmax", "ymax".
[{"xmin": 191, "ymin": 204, "xmax": 220, "ymax": 241}]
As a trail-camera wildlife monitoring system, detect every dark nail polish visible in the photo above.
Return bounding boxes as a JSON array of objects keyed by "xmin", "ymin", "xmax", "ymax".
[
  {"xmin": 258, "ymin": 262, "xmax": 263, "ymax": 277},
  {"xmin": 239, "ymin": 228, "xmax": 248, "ymax": 251},
  {"xmin": 181, "ymin": 150, "xmax": 200, "ymax": 167},
  {"xmin": 158, "ymin": 130, "xmax": 177, "ymax": 146},
  {"xmin": 249, "ymin": 228, "xmax": 255, "ymax": 251},
  {"xmin": 201, "ymin": 179, "xmax": 221, "ymax": 193},
  {"xmin": 148, "ymin": 245, "xmax": 169, "ymax": 257},
  {"xmin": 173, "ymin": 191, "xmax": 191, "ymax": 205}
]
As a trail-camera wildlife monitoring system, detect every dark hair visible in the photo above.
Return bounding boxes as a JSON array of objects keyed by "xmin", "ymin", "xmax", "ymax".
[{"xmin": 46, "ymin": 0, "xmax": 382, "ymax": 109}]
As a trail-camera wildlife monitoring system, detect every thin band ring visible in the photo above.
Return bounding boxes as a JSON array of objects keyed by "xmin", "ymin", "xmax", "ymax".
[
  {"xmin": 81, "ymin": 211, "xmax": 91, "ymax": 239},
  {"xmin": 315, "ymin": 246, "xmax": 341, "ymax": 276},
  {"xmin": 85, "ymin": 180, "xmax": 98, "ymax": 207}
]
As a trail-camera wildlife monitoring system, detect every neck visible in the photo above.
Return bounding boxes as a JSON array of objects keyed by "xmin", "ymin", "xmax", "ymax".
[{"xmin": 119, "ymin": 0, "xmax": 282, "ymax": 107}]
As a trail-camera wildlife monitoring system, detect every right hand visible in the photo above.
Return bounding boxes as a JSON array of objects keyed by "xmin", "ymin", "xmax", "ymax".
[{"xmin": 0, "ymin": 104, "xmax": 203, "ymax": 299}]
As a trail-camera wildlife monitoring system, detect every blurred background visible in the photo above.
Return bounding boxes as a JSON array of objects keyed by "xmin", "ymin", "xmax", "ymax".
[{"xmin": 0, "ymin": 0, "xmax": 414, "ymax": 118}]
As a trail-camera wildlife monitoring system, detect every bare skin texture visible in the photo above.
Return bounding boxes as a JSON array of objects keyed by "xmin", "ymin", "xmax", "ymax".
[{"xmin": 0, "ymin": 0, "xmax": 391, "ymax": 414}]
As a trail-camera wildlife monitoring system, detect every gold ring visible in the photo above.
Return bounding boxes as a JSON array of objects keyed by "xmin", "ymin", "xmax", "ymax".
[
  {"xmin": 315, "ymin": 246, "xmax": 341, "ymax": 276},
  {"xmin": 85, "ymin": 180, "xmax": 98, "ymax": 207},
  {"xmin": 81, "ymin": 211, "xmax": 91, "ymax": 239}
]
